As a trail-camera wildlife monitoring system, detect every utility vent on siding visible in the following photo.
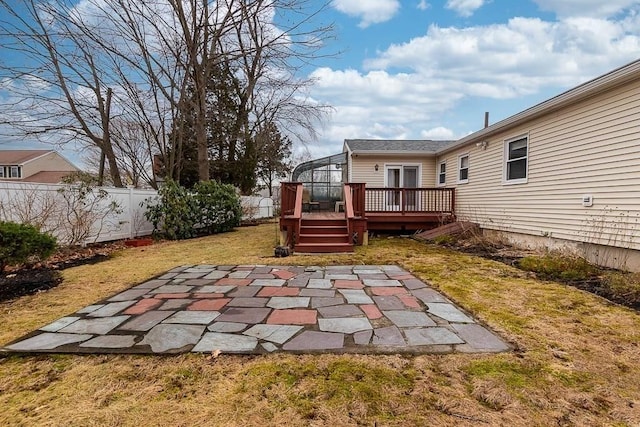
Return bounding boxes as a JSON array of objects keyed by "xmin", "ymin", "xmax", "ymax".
[{"xmin": 582, "ymin": 195, "xmax": 594, "ymax": 207}]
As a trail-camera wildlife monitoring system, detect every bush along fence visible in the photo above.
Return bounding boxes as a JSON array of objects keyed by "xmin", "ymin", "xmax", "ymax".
[{"xmin": 0, "ymin": 181, "xmax": 275, "ymax": 246}]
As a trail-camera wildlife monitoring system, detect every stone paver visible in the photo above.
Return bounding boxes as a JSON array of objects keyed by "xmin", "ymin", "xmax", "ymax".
[
  {"xmin": 318, "ymin": 317, "xmax": 372, "ymax": 334},
  {"xmin": 192, "ymin": 332, "xmax": 258, "ymax": 353},
  {"xmin": 1, "ymin": 265, "xmax": 510, "ymax": 356},
  {"xmin": 60, "ymin": 316, "xmax": 130, "ymax": 335},
  {"xmin": 372, "ymin": 326, "xmax": 405, "ymax": 346},
  {"xmin": 427, "ymin": 303, "xmax": 475, "ymax": 323}
]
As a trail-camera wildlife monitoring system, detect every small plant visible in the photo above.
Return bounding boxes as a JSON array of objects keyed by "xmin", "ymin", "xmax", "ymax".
[
  {"xmin": 0, "ymin": 221, "xmax": 57, "ymax": 272},
  {"xmin": 602, "ymin": 272, "xmax": 640, "ymax": 306},
  {"xmin": 518, "ymin": 253, "xmax": 600, "ymax": 282}
]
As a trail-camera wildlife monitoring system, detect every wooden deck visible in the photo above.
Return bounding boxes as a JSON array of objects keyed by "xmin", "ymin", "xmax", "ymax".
[{"xmin": 280, "ymin": 183, "xmax": 456, "ymax": 252}]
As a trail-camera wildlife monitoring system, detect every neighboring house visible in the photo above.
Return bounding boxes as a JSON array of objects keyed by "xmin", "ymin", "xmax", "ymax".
[
  {"xmin": 281, "ymin": 58, "xmax": 640, "ymax": 269},
  {"xmin": 0, "ymin": 150, "xmax": 79, "ymax": 184}
]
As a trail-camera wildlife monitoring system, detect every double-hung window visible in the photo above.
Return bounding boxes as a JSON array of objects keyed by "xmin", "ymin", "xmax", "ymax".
[
  {"xmin": 0, "ymin": 167, "xmax": 4, "ymax": 178},
  {"xmin": 458, "ymin": 154, "xmax": 469, "ymax": 184},
  {"xmin": 10, "ymin": 166, "xmax": 20, "ymax": 178},
  {"xmin": 437, "ymin": 161, "xmax": 446, "ymax": 185},
  {"xmin": 505, "ymin": 136, "xmax": 528, "ymax": 183}
]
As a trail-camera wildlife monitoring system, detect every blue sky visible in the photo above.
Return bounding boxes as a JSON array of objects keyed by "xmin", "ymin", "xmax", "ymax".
[
  {"xmin": 303, "ymin": 0, "xmax": 640, "ymax": 158},
  {"xmin": 1, "ymin": 0, "xmax": 640, "ymax": 168}
]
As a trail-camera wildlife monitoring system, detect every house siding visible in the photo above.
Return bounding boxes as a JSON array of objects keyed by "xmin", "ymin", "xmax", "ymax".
[
  {"xmin": 349, "ymin": 154, "xmax": 437, "ymax": 187},
  {"xmin": 21, "ymin": 152, "xmax": 77, "ymax": 178},
  {"xmin": 436, "ymin": 78, "xmax": 640, "ymax": 251}
]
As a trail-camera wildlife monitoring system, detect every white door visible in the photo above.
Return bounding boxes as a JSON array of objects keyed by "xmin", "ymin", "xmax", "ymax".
[{"xmin": 385, "ymin": 165, "xmax": 419, "ymax": 210}]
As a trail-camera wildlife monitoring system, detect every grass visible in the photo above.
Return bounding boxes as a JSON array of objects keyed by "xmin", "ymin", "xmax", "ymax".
[{"xmin": 1, "ymin": 221, "xmax": 639, "ymax": 426}]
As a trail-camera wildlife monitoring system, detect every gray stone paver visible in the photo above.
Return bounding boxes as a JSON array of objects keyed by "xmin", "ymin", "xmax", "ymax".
[
  {"xmin": 317, "ymin": 304, "xmax": 363, "ymax": 318},
  {"xmin": 338, "ymin": 289, "xmax": 374, "ymax": 304},
  {"xmin": 404, "ymin": 327, "xmax": 465, "ymax": 346},
  {"xmin": 372, "ymin": 326, "xmax": 405, "ymax": 346},
  {"xmin": 383, "ymin": 311, "xmax": 437, "ymax": 327},
  {"xmin": 243, "ymin": 324, "xmax": 303, "ymax": 344},
  {"xmin": 6, "ymin": 333, "xmax": 93, "ymax": 351},
  {"xmin": 208, "ymin": 322, "xmax": 248, "ymax": 332},
  {"xmin": 140, "ymin": 324, "xmax": 206, "ymax": 353},
  {"xmin": 451, "ymin": 324, "xmax": 510, "ymax": 352},
  {"xmin": 426, "ymin": 303, "xmax": 475, "ymax": 323},
  {"xmin": 318, "ymin": 317, "xmax": 372, "ymax": 334},
  {"xmin": 228, "ymin": 297, "xmax": 269, "ymax": 308},
  {"xmin": 192, "ymin": 332, "xmax": 258, "ymax": 353},
  {"xmin": 119, "ymin": 311, "xmax": 173, "ymax": 331},
  {"xmin": 87, "ymin": 301, "xmax": 136, "ymax": 317},
  {"xmin": 59, "ymin": 316, "xmax": 130, "ymax": 335},
  {"xmin": 2, "ymin": 265, "xmax": 510, "ymax": 356},
  {"xmin": 283, "ymin": 331, "xmax": 344, "ymax": 351},
  {"xmin": 80, "ymin": 335, "xmax": 137, "ymax": 348},
  {"xmin": 267, "ymin": 297, "xmax": 310, "ymax": 309},
  {"xmin": 39, "ymin": 316, "xmax": 81, "ymax": 332},
  {"xmin": 163, "ymin": 311, "xmax": 219, "ymax": 324},
  {"xmin": 197, "ymin": 285, "xmax": 236, "ymax": 294},
  {"xmin": 307, "ymin": 279, "xmax": 332, "ymax": 289},
  {"xmin": 75, "ymin": 304, "xmax": 105, "ymax": 314}
]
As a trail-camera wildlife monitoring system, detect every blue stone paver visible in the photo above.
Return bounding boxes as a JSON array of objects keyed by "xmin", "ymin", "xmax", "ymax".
[{"xmin": 1, "ymin": 265, "xmax": 510, "ymax": 355}]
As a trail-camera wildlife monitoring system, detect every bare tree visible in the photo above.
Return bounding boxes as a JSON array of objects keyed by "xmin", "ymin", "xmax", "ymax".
[
  {"xmin": 0, "ymin": 0, "xmax": 334, "ymax": 189},
  {"xmin": 0, "ymin": 0, "xmax": 124, "ymax": 186}
]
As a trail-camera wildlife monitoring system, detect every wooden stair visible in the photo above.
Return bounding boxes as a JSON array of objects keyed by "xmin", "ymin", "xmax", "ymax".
[{"xmin": 295, "ymin": 218, "xmax": 354, "ymax": 253}]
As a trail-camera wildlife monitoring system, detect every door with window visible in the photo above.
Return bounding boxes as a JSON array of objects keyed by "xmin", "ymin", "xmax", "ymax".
[{"xmin": 385, "ymin": 165, "xmax": 419, "ymax": 210}]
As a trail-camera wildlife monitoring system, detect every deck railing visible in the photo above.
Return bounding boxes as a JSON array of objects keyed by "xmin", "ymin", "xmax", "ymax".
[
  {"xmin": 365, "ymin": 187, "xmax": 455, "ymax": 214},
  {"xmin": 281, "ymin": 182, "xmax": 302, "ymax": 217}
]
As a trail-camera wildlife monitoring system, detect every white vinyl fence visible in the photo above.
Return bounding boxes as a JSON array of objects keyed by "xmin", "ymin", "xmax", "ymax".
[
  {"xmin": 0, "ymin": 181, "xmax": 157, "ymax": 245},
  {"xmin": 0, "ymin": 182, "xmax": 275, "ymax": 245}
]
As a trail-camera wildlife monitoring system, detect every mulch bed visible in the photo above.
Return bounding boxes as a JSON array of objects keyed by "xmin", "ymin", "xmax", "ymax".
[
  {"xmin": 433, "ymin": 236, "xmax": 639, "ymax": 311},
  {"xmin": 0, "ymin": 242, "xmax": 126, "ymax": 303}
]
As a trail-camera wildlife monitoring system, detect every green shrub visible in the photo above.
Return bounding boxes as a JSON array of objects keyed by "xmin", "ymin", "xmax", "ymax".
[
  {"xmin": 193, "ymin": 180, "xmax": 242, "ymax": 234},
  {"xmin": 144, "ymin": 179, "xmax": 241, "ymax": 240},
  {"xmin": 518, "ymin": 253, "xmax": 600, "ymax": 282},
  {"xmin": 0, "ymin": 221, "xmax": 57, "ymax": 272}
]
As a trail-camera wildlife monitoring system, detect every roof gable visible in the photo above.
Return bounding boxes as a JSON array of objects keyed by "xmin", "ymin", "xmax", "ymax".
[
  {"xmin": 345, "ymin": 139, "xmax": 454, "ymax": 154},
  {"xmin": 0, "ymin": 150, "xmax": 54, "ymax": 165}
]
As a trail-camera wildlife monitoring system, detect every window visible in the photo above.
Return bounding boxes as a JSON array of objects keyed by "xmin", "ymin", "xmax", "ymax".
[
  {"xmin": 458, "ymin": 154, "xmax": 469, "ymax": 183},
  {"xmin": 437, "ymin": 161, "xmax": 446, "ymax": 185},
  {"xmin": 0, "ymin": 167, "xmax": 4, "ymax": 178},
  {"xmin": 10, "ymin": 166, "xmax": 20, "ymax": 178},
  {"xmin": 505, "ymin": 136, "xmax": 528, "ymax": 183}
]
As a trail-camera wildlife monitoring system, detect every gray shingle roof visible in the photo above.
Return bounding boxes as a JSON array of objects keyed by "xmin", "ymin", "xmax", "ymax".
[{"xmin": 344, "ymin": 139, "xmax": 454, "ymax": 154}]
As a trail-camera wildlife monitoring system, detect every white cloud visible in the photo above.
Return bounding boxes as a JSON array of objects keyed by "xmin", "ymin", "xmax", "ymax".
[
  {"xmin": 532, "ymin": 0, "xmax": 640, "ymax": 18},
  {"xmin": 445, "ymin": 0, "xmax": 487, "ymax": 17},
  {"xmin": 420, "ymin": 127, "xmax": 456, "ymax": 139},
  {"xmin": 417, "ymin": 1, "xmax": 430, "ymax": 11},
  {"xmin": 307, "ymin": 9, "xmax": 640, "ymax": 157},
  {"xmin": 364, "ymin": 17, "xmax": 640, "ymax": 97},
  {"xmin": 331, "ymin": 0, "xmax": 400, "ymax": 28}
]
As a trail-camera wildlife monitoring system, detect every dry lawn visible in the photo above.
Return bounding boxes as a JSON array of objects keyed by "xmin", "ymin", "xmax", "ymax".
[{"xmin": 1, "ymin": 221, "xmax": 639, "ymax": 426}]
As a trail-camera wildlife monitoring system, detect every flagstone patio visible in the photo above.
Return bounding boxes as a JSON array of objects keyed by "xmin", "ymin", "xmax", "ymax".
[{"xmin": 1, "ymin": 265, "xmax": 510, "ymax": 355}]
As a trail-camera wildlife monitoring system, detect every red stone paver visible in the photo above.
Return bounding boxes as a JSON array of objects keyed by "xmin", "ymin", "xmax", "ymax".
[
  {"xmin": 214, "ymin": 278, "xmax": 252, "ymax": 286},
  {"xmin": 153, "ymin": 293, "xmax": 191, "ymax": 299},
  {"xmin": 257, "ymin": 287, "xmax": 300, "ymax": 297},
  {"xmin": 371, "ymin": 287, "xmax": 409, "ymax": 296},
  {"xmin": 267, "ymin": 309, "xmax": 317, "ymax": 325},
  {"xmin": 187, "ymin": 298, "xmax": 230, "ymax": 311},
  {"xmin": 124, "ymin": 298, "xmax": 162, "ymax": 314},
  {"xmin": 398, "ymin": 295, "xmax": 421, "ymax": 309},
  {"xmin": 192, "ymin": 293, "xmax": 225, "ymax": 298},
  {"xmin": 360, "ymin": 304, "xmax": 383, "ymax": 319},
  {"xmin": 333, "ymin": 279, "xmax": 364, "ymax": 289},
  {"xmin": 272, "ymin": 270, "xmax": 297, "ymax": 280}
]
